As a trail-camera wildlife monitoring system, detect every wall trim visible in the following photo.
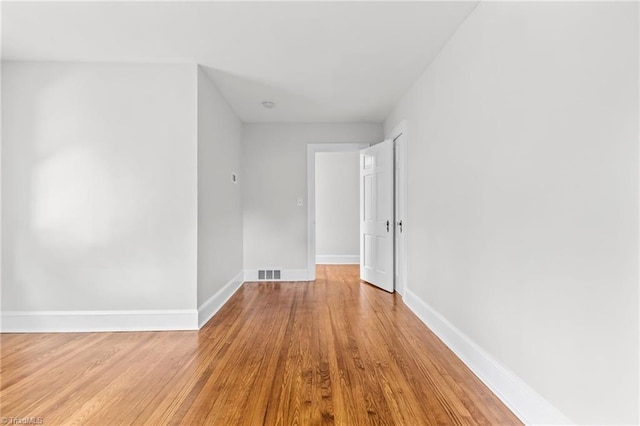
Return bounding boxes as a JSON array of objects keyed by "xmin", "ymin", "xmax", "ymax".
[
  {"xmin": 198, "ymin": 271, "xmax": 244, "ymax": 328},
  {"xmin": 244, "ymin": 269, "xmax": 310, "ymax": 282},
  {"xmin": 1, "ymin": 309, "xmax": 198, "ymax": 333},
  {"xmin": 316, "ymin": 255, "xmax": 360, "ymax": 264},
  {"xmin": 403, "ymin": 289, "xmax": 573, "ymax": 425}
]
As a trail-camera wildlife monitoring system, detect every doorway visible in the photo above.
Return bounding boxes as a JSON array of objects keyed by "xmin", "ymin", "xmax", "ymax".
[
  {"xmin": 306, "ymin": 125, "xmax": 407, "ymax": 293},
  {"xmin": 306, "ymin": 143, "xmax": 369, "ymax": 281},
  {"xmin": 315, "ymin": 151, "xmax": 361, "ymax": 265}
]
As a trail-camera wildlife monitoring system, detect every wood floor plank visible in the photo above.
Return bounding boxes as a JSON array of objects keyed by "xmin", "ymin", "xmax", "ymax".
[{"xmin": 0, "ymin": 265, "xmax": 521, "ymax": 425}]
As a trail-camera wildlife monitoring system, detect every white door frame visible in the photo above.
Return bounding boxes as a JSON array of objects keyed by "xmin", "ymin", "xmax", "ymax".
[
  {"xmin": 307, "ymin": 143, "xmax": 370, "ymax": 281},
  {"xmin": 389, "ymin": 120, "xmax": 408, "ymax": 296}
]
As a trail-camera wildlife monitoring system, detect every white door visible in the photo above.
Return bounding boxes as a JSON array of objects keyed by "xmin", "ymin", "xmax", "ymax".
[{"xmin": 360, "ymin": 140, "xmax": 394, "ymax": 292}]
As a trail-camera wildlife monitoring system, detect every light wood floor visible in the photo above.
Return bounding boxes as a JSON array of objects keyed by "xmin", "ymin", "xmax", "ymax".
[{"xmin": 1, "ymin": 265, "xmax": 520, "ymax": 425}]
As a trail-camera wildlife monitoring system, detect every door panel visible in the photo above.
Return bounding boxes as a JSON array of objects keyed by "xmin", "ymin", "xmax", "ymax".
[
  {"xmin": 363, "ymin": 174, "xmax": 374, "ymax": 221},
  {"xmin": 363, "ymin": 234, "xmax": 374, "ymax": 269},
  {"xmin": 360, "ymin": 140, "xmax": 394, "ymax": 292}
]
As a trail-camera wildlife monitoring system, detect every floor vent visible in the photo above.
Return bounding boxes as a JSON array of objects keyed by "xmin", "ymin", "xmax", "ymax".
[{"xmin": 257, "ymin": 268, "xmax": 282, "ymax": 281}]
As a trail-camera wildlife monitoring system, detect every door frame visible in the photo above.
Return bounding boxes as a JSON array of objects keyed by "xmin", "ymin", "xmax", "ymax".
[
  {"xmin": 307, "ymin": 143, "xmax": 370, "ymax": 281},
  {"xmin": 389, "ymin": 120, "xmax": 408, "ymax": 296}
]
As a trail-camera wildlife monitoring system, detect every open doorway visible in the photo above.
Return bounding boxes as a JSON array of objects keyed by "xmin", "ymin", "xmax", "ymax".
[
  {"xmin": 306, "ymin": 127, "xmax": 407, "ymax": 294},
  {"xmin": 315, "ymin": 151, "xmax": 360, "ymax": 265},
  {"xmin": 307, "ymin": 143, "xmax": 369, "ymax": 281}
]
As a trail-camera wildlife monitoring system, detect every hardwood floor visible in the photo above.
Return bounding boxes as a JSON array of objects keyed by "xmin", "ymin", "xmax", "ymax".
[{"xmin": 1, "ymin": 265, "xmax": 520, "ymax": 425}]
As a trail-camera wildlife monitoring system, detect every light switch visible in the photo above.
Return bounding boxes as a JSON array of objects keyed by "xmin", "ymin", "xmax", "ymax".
[{"xmin": 297, "ymin": 197, "xmax": 304, "ymax": 207}]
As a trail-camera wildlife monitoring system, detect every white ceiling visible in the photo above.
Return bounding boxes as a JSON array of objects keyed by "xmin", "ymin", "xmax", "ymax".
[{"xmin": 1, "ymin": 1, "xmax": 478, "ymax": 123}]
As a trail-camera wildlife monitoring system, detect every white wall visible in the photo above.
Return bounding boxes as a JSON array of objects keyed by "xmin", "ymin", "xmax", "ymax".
[
  {"xmin": 315, "ymin": 151, "xmax": 360, "ymax": 262},
  {"xmin": 242, "ymin": 123, "xmax": 382, "ymax": 274},
  {"xmin": 197, "ymin": 67, "xmax": 243, "ymax": 310},
  {"xmin": 1, "ymin": 62, "xmax": 198, "ymax": 314},
  {"xmin": 385, "ymin": 2, "xmax": 638, "ymax": 424}
]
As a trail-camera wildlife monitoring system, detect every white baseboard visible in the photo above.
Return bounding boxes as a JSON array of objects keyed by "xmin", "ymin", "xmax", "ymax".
[
  {"xmin": 198, "ymin": 271, "xmax": 244, "ymax": 328},
  {"xmin": 316, "ymin": 255, "xmax": 360, "ymax": 264},
  {"xmin": 403, "ymin": 289, "xmax": 572, "ymax": 425},
  {"xmin": 244, "ymin": 269, "xmax": 310, "ymax": 282},
  {"xmin": 1, "ymin": 309, "xmax": 198, "ymax": 333}
]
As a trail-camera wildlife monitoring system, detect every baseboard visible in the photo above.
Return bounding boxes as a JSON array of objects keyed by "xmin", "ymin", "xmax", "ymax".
[
  {"xmin": 198, "ymin": 271, "xmax": 244, "ymax": 328},
  {"xmin": 244, "ymin": 269, "xmax": 310, "ymax": 282},
  {"xmin": 403, "ymin": 289, "xmax": 572, "ymax": 425},
  {"xmin": 316, "ymin": 255, "xmax": 359, "ymax": 264},
  {"xmin": 1, "ymin": 309, "xmax": 198, "ymax": 333}
]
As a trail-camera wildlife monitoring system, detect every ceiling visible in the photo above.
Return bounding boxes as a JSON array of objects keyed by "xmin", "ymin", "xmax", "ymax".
[{"xmin": 1, "ymin": 1, "xmax": 478, "ymax": 123}]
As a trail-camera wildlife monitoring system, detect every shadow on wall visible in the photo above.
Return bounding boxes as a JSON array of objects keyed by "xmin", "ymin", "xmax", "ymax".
[{"xmin": 2, "ymin": 64, "xmax": 193, "ymax": 311}]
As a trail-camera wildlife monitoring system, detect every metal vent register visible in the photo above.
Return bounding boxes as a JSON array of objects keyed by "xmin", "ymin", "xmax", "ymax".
[{"xmin": 257, "ymin": 269, "xmax": 281, "ymax": 280}]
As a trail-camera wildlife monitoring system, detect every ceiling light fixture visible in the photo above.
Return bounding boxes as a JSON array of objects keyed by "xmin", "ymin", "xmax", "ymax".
[{"xmin": 262, "ymin": 101, "xmax": 276, "ymax": 109}]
